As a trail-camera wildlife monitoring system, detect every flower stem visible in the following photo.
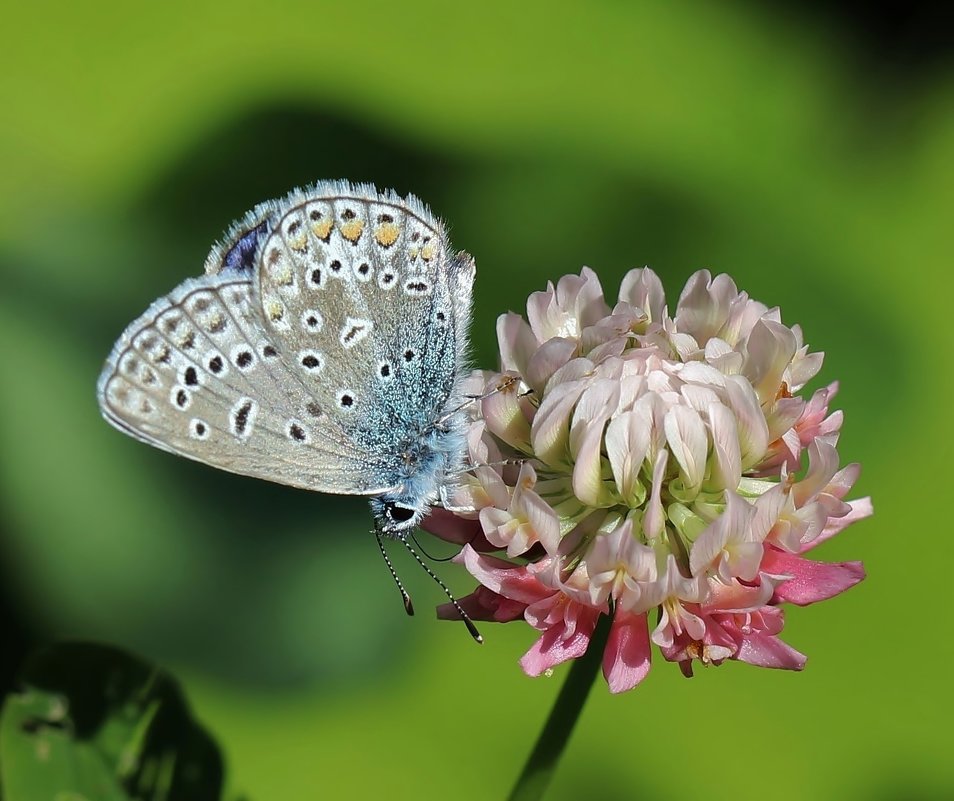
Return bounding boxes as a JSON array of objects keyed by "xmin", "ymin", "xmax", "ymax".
[{"xmin": 506, "ymin": 612, "xmax": 613, "ymax": 801}]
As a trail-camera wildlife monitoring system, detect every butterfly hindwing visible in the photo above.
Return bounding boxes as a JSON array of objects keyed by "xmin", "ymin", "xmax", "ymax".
[{"xmin": 97, "ymin": 273, "xmax": 393, "ymax": 494}]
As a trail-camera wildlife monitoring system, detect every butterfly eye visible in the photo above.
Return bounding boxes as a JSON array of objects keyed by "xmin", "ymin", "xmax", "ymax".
[{"xmin": 387, "ymin": 504, "xmax": 415, "ymax": 524}]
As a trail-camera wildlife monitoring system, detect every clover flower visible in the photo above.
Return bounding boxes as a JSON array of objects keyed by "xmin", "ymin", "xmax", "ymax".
[{"xmin": 430, "ymin": 267, "xmax": 870, "ymax": 693}]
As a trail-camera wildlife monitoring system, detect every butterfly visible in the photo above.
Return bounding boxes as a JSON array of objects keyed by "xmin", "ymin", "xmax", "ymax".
[{"xmin": 97, "ymin": 180, "xmax": 481, "ymax": 638}]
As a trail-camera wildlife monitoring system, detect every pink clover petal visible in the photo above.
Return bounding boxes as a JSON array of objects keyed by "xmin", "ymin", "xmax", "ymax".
[
  {"xmin": 658, "ymin": 614, "xmax": 739, "ymax": 674},
  {"xmin": 787, "ymin": 347, "xmax": 825, "ymax": 391},
  {"xmin": 603, "ymin": 611, "xmax": 653, "ymax": 693},
  {"xmin": 690, "ymin": 491, "xmax": 763, "ymax": 581},
  {"xmin": 458, "ymin": 545, "xmax": 556, "ymax": 607},
  {"xmin": 587, "ymin": 336, "xmax": 630, "ymax": 363},
  {"xmin": 790, "ymin": 383, "xmax": 842, "ymax": 449},
  {"xmin": 585, "ymin": 520, "xmax": 659, "ymax": 610},
  {"xmin": 724, "ymin": 609, "xmax": 807, "ymax": 670},
  {"xmin": 454, "ymin": 468, "xmax": 507, "ymax": 514},
  {"xmin": 517, "ymin": 489, "xmax": 562, "ymax": 556},
  {"xmin": 651, "ymin": 556, "xmax": 710, "ymax": 649},
  {"xmin": 760, "ymin": 547, "xmax": 866, "ymax": 605},
  {"xmin": 805, "ymin": 497, "xmax": 873, "ymax": 551},
  {"xmin": 571, "ymin": 267, "xmax": 613, "ymax": 329},
  {"xmin": 824, "ymin": 462, "xmax": 862, "ymax": 501},
  {"xmin": 437, "ymin": 586, "xmax": 528, "ymax": 623},
  {"xmin": 420, "ymin": 507, "xmax": 494, "ymax": 551},
  {"xmin": 704, "ymin": 337, "xmax": 744, "ymax": 374},
  {"xmin": 466, "ymin": 418, "xmax": 503, "ymax": 469},
  {"xmin": 586, "ymin": 304, "xmax": 649, "ymax": 347},
  {"xmin": 479, "ymin": 475, "xmax": 561, "ymax": 557},
  {"xmin": 727, "ymin": 297, "xmax": 773, "ymax": 347},
  {"xmin": 519, "ymin": 608, "xmax": 599, "ymax": 677},
  {"xmin": 545, "ymin": 356, "xmax": 595, "ymax": 392},
  {"xmin": 704, "ymin": 575, "xmax": 776, "ymax": 612},
  {"xmin": 764, "ymin": 395, "xmax": 806, "ymax": 443},
  {"xmin": 793, "ymin": 439, "xmax": 841, "ymax": 507},
  {"xmin": 525, "ymin": 268, "xmax": 610, "ymax": 343}
]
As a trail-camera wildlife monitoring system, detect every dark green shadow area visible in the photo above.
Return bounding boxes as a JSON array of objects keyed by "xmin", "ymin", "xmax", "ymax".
[{"xmin": 1, "ymin": 642, "xmax": 223, "ymax": 801}]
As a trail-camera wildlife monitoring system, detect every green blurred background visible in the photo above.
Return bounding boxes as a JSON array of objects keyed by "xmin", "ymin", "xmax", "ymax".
[{"xmin": 1, "ymin": 1, "xmax": 951, "ymax": 799}]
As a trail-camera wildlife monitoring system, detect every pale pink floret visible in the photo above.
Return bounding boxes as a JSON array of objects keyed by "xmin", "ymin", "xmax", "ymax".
[
  {"xmin": 431, "ymin": 267, "xmax": 870, "ymax": 692},
  {"xmin": 478, "ymin": 463, "xmax": 561, "ymax": 557},
  {"xmin": 585, "ymin": 520, "xmax": 663, "ymax": 612},
  {"xmin": 526, "ymin": 268, "xmax": 611, "ymax": 342}
]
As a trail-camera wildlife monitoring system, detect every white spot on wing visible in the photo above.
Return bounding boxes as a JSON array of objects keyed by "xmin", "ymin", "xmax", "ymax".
[{"xmin": 340, "ymin": 317, "xmax": 373, "ymax": 349}]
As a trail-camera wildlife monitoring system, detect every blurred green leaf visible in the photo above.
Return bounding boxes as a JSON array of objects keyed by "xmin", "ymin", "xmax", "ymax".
[{"xmin": 1, "ymin": 643, "xmax": 224, "ymax": 801}]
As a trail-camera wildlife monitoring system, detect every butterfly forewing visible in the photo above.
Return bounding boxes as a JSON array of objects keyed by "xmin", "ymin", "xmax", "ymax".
[{"xmin": 253, "ymin": 189, "xmax": 470, "ymax": 479}]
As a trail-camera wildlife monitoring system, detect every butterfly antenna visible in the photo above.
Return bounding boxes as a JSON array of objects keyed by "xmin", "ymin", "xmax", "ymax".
[
  {"xmin": 375, "ymin": 530, "xmax": 414, "ymax": 616},
  {"xmin": 400, "ymin": 535, "xmax": 483, "ymax": 644},
  {"xmin": 410, "ymin": 532, "xmax": 455, "ymax": 563}
]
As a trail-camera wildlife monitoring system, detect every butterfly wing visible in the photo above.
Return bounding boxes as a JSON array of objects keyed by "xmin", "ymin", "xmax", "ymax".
[
  {"xmin": 97, "ymin": 273, "xmax": 394, "ymax": 496},
  {"xmin": 97, "ymin": 181, "xmax": 475, "ymax": 497},
  {"xmin": 251, "ymin": 183, "xmax": 475, "ymax": 480}
]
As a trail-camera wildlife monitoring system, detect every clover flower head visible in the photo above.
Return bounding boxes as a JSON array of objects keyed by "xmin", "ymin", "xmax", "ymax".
[{"xmin": 430, "ymin": 267, "xmax": 870, "ymax": 692}]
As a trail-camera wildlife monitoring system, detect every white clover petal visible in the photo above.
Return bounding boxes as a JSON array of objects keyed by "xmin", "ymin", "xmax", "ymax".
[
  {"xmin": 793, "ymin": 439, "xmax": 841, "ymax": 506},
  {"xmin": 575, "ymin": 267, "xmax": 613, "ymax": 328},
  {"xmin": 572, "ymin": 420, "xmax": 609, "ymax": 508},
  {"xmin": 707, "ymin": 402, "xmax": 741, "ymax": 492},
  {"xmin": 664, "ymin": 405, "xmax": 708, "ymax": 493},
  {"xmin": 619, "ymin": 267, "xmax": 667, "ymax": 323},
  {"xmin": 481, "ymin": 376, "xmax": 532, "ymax": 452},
  {"xmin": 680, "ymin": 383, "xmax": 722, "ymax": 415},
  {"xmin": 526, "ymin": 283, "xmax": 561, "ymax": 340},
  {"xmin": 723, "ymin": 375, "xmax": 770, "ymax": 468},
  {"xmin": 643, "ymin": 449, "xmax": 669, "ymax": 540},
  {"xmin": 674, "ymin": 271, "xmax": 738, "ymax": 345},
  {"xmin": 525, "ymin": 337, "xmax": 578, "ymax": 393},
  {"xmin": 691, "ymin": 492, "xmax": 748, "ymax": 577},
  {"xmin": 497, "ymin": 312, "xmax": 539, "ymax": 376},
  {"xmin": 633, "ymin": 391, "xmax": 669, "ymax": 469},
  {"xmin": 529, "ymin": 382, "xmax": 585, "ymax": 467},
  {"xmin": 742, "ymin": 318, "xmax": 798, "ymax": 404},
  {"xmin": 569, "ymin": 378, "xmax": 621, "ymax": 456},
  {"xmin": 518, "ymin": 487, "xmax": 562, "ymax": 555},
  {"xmin": 605, "ymin": 412, "xmax": 651, "ymax": 504}
]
